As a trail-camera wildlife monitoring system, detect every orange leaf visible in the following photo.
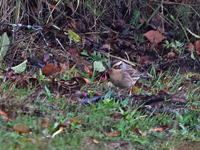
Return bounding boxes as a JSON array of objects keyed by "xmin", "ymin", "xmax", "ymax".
[
  {"xmin": 106, "ymin": 131, "xmax": 121, "ymax": 137},
  {"xmin": 149, "ymin": 127, "xmax": 165, "ymax": 132},
  {"xmin": 41, "ymin": 118, "xmax": 50, "ymax": 128},
  {"xmin": 0, "ymin": 109, "xmax": 8, "ymax": 121},
  {"xmin": 148, "ymin": 126, "xmax": 172, "ymax": 133},
  {"xmin": 70, "ymin": 118, "xmax": 84, "ymax": 125},
  {"xmin": 190, "ymin": 105, "xmax": 195, "ymax": 110},
  {"xmin": 84, "ymin": 78, "xmax": 91, "ymax": 83},
  {"xmin": 195, "ymin": 40, "xmax": 200, "ymax": 55}
]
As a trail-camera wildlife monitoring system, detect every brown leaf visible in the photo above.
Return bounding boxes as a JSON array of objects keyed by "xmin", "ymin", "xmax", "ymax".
[
  {"xmin": 168, "ymin": 52, "xmax": 175, "ymax": 59},
  {"xmin": 68, "ymin": 47, "xmax": 80, "ymax": 57},
  {"xmin": 40, "ymin": 118, "xmax": 50, "ymax": 128},
  {"xmin": 106, "ymin": 131, "xmax": 121, "ymax": 137},
  {"xmin": 187, "ymin": 42, "xmax": 194, "ymax": 51},
  {"xmin": 145, "ymin": 30, "xmax": 165, "ymax": 44},
  {"xmin": 171, "ymin": 97, "xmax": 187, "ymax": 103},
  {"xmin": 110, "ymin": 113, "xmax": 125, "ymax": 120},
  {"xmin": 13, "ymin": 123, "xmax": 30, "ymax": 134},
  {"xmin": 131, "ymin": 126, "xmax": 147, "ymax": 136},
  {"xmin": 41, "ymin": 64, "xmax": 61, "ymax": 76},
  {"xmin": 195, "ymin": 40, "xmax": 200, "ymax": 55}
]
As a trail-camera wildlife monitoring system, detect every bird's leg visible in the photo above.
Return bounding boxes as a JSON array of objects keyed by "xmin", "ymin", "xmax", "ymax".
[
  {"xmin": 117, "ymin": 89, "xmax": 122, "ymax": 97},
  {"xmin": 129, "ymin": 87, "xmax": 132, "ymax": 96}
]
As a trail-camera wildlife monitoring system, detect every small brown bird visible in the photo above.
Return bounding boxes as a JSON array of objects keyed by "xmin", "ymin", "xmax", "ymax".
[{"xmin": 109, "ymin": 60, "xmax": 151, "ymax": 95}]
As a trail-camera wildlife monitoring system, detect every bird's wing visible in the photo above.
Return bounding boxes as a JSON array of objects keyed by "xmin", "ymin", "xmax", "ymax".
[{"xmin": 125, "ymin": 64, "xmax": 141, "ymax": 77}]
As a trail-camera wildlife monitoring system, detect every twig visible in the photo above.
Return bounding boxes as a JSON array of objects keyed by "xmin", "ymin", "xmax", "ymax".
[
  {"xmin": 99, "ymin": 51, "xmax": 136, "ymax": 66},
  {"xmin": 186, "ymin": 28, "xmax": 200, "ymax": 38},
  {"xmin": 177, "ymin": 19, "xmax": 190, "ymax": 42}
]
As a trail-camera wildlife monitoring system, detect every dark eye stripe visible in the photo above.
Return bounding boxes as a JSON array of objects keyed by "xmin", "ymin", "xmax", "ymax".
[{"xmin": 114, "ymin": 63, "xmax": 122, "ymax": 69}]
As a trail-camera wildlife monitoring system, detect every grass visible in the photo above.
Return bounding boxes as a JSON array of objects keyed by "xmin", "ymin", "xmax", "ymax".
[{"xmin": 0, "ymin": 70, "xmax": 200, "ymax": 150}]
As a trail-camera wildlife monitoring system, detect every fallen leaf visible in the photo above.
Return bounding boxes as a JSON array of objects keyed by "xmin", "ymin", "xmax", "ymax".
[
  {"xmin": 131, "ymin": 86, "xmax": 141, "ymax": 94},
  {"xmin": 70, "ymin": 118, "xmax": 84, "ymax": 125},
  {"xmin": 68, "ymin": 47, "xmax": 80, "ymax": 57},
  {"xmin": 190, "ymin": 105, "xmax": 195, "ymax": 110},
  {"xmin": 93, "ymin": 139, "xmax": 99, "ymax": 144},
  {"xmin": 84, "ymin": 78, "xmax": 91, "ymax": 83},
  {"xmin": 0, "ymin": 109, "xmax": 8, "ymax": 120},
  {"xmin": 13, "ymin": 123, "xmax": 30, "ymax": 134},
  {"xmin": 148, "ymin": 127, "xmax": 165, "ymax": 132},
  {"xmin": 187, "ymin": 42, "xmax": 194, "ymax": 51},
  {"xmin": 41, "ymin": 64, "xmax": 60, "ymax": 76},
  {"xmin": 171, "ymin": 97, "xmax": 187, "ymax": 103},
  {"xmin": 131, "ymin": 126, "xmax": 147, "ymax": 136},
  {"xmin": 145, "ymin": 30, "xmax": 164, "ymax": 44},
  {"xmin": 110, "ymin": 113, "xmax": 125, "ymax": 120},
  {"xmin": 106, "ymin": 131, "xmax": 121, "ymax": 137},
  {"xmin": 40, "ymin": 118, "xmax": 50, "ymax": 128},
  {"xmin": 168, "ymin": 51, "xmax": 175, "ymax": 59},
  {"xmin": 148, "ymin": 126, "xmax": 172, "ymax": 133},
  {"xmin": 195, "ymin": 40, "xmax": 200, "ymax": 55}
]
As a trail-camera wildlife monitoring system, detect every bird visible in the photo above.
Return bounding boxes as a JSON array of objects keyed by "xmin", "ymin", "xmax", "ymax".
[{"xmin": 109, "ymin": 60, "xmax": 151, "ymax": 95}]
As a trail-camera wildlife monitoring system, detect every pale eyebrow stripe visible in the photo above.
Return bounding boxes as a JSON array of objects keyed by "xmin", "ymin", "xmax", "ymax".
[{"xmin": 114, "ymin": 61, "xmax": 122, "ymax": 66}]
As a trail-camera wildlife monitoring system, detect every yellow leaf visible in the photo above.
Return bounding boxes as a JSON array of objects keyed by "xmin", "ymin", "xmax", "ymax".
[{"xmin": 131, "ymin": 86, "xmax": 141, "ymax": 94}]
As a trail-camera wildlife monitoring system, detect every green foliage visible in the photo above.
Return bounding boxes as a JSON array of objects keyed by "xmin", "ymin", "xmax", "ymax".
[
  {"xmin": 123, "ymin": 11, "xmax": 145, "ymax": 43},
  {"xmin": 81, "ymin": 50, "xmax": 108, "ymax": 66},
  {"xmin": 175, "ymin": 6, "xmax": 191, "ymax": 26},
  {"xmin": 0, "ymin": 32, "xmax": 10, "ymax": 63},
  {"xmin": 163, "ymin": 40, "xmax": 184, "ymax": 53},
  {"xmin": 130, "ymin": 11, "xmax": 141, "ymax": 29},
  {"xmin": 11, "ymin": 60, "xmax": 27, "ymax": 73},
  {"xmin": 68, "ymin": 30, "xmax": 81, "ymax": 42},
  {"xmin": 83, "ymin": 1, "xmax": 103, "ymax": 17}
]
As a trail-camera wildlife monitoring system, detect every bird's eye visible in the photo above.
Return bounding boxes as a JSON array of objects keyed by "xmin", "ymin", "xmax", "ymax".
[
  {"xmin": 114, "ymin": 66, "xmax": 118, "ymax": 69},
  {"xmin": 114, "ymin": 64, "xmax": 122, "ymax": 69}
]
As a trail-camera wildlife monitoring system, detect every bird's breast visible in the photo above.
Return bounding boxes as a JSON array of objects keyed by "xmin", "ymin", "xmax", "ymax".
[{"xmin": 110, "ymin": 71, "xmax": 131, "ymax": 88}]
